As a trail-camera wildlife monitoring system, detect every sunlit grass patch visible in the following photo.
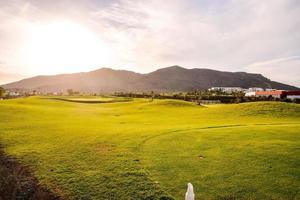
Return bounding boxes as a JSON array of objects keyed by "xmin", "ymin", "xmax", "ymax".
[{"xmin": 0, "ymin": 97, "xmax": 299, "ymax": 199}]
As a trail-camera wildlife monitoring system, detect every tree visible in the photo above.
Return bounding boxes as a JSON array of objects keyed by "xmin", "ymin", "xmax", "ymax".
[
  {"xmin": 150, "ymin": 91, "xmax": 154, "ymax": 102},
  {"xmin": 67, "ymin": 89, "xmax": 74, "ymax": 96},
  {"xmin": 0, "ymin": 87, "xmax": 5, "ymax": 97}
]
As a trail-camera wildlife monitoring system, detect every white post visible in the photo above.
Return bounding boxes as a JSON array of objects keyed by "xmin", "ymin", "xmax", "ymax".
[{"xmin": 185, "ymin": 183, "xmax": 195, "ymax": 200}]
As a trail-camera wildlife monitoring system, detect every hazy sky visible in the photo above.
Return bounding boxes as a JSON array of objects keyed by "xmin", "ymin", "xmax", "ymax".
[{"xmin": 0, "ymin": 0, "xmax": 299, "ymax": 86}]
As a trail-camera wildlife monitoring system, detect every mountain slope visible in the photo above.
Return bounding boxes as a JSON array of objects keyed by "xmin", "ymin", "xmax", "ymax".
[{"xmin": 2, "ymin": 66, "xmax": 298, "ymax": 92}]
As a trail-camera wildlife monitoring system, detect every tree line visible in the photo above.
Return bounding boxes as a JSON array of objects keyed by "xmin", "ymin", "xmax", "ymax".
[{"xmin": 113, "ymin": 90, "xmax": 300, "ymax": 104}]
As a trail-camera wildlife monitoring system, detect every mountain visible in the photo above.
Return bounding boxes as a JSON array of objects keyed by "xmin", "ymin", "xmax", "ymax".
[{"xmin": 1, "ymin": 66, "xmax": 298, "ymax": 92}]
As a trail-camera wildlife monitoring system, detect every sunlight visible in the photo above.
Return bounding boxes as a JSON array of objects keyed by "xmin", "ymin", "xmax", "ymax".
[{"xmin": 23, "ymin": 21, "xmax": 112, "ymax": 74}]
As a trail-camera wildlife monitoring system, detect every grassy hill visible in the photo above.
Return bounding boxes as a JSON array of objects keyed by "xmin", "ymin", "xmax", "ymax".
[{"xmin": 0, "ymin": 97, "xmax": 299, "ymax": 199}]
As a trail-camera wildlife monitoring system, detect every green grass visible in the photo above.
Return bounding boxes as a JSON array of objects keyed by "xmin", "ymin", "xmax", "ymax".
[{"xmin": 0, "ymin": 97, "xmax": 299, "ymax": 199}]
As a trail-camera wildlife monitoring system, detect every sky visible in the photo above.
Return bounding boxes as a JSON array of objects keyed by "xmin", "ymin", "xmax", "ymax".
[{"xmin": 0, "ymin": 0, "xmax": 299, "ymax": 86}]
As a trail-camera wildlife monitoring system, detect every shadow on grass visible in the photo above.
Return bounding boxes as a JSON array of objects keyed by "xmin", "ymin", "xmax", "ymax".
[
  {"xmin": 0, "ymin": 146, "xmax": 64, "ymax": 200},
  {"xmin": 42, "ymin": 97, "xmax": 133, "ymax": 104}
]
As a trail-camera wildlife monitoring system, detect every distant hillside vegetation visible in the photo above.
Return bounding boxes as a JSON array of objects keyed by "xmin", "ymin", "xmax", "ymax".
[{"xmin": 2, "ymin": 66, "xmax": 298, "ymax": 92}]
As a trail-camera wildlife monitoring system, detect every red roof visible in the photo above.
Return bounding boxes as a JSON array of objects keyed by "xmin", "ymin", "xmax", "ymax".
[
  {"xmin": 256, "ymin": 91, "xmax": 284, "ymax": 95},
  {"xmin": 285, "ymin": 91, "xmax": 300, "ymax": 95}
]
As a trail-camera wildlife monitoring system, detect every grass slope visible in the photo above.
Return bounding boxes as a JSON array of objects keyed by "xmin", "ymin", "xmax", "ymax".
[{"xmin": 0, "ymin": 97, "xmax": 299, "ymax": 199}]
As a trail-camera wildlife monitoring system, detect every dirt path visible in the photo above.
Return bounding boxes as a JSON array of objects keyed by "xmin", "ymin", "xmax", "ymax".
[{"xmin": 0, "ymin": 148, "xmax": 63, "ymax": 200}]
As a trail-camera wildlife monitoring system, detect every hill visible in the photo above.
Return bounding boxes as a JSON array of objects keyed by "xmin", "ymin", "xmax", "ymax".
[{"xmin": 2, "ymin": 66, "xmax": 298, "ymax": 92}]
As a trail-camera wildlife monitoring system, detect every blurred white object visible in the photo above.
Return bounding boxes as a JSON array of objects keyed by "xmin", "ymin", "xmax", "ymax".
[{"xmin": 185, "ymin": 183, "xmax": 195, "ymax": 200}]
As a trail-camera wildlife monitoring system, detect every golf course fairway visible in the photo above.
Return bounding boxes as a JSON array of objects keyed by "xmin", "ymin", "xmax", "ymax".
[{"xmin": 0, "ymin": 97, "xmax": 299, "ymax": 199}]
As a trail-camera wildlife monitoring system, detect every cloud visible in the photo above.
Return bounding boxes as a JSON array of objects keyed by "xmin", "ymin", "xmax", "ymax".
[
  {"xmin": 90, "ymin": 0, "xmax": 300, "ymax": 72},
  {"xmin": 0, "ymin": 71, "xmax": 27, "ymax": 85},
  {"xmin": 248, "ymin": 56, "xmax": 300, "ymax": 67},
  {"xmin": 0, "ymin": 0, "xmax": 299, "ymax": 86},
  {"xmin": 247, "ymin": 56, "xmax": 300, "ymax": 87}
]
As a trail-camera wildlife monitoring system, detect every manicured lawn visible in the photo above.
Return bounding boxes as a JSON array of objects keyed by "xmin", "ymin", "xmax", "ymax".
[{"xmin": 0, "ymin": 97, "xmax": 299, "ymax": 199}]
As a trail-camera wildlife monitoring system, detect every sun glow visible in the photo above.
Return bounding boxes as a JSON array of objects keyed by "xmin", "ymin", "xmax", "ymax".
[{"xmin": 23, "ymin": 21, "xmax": 112, "ymax": 74}]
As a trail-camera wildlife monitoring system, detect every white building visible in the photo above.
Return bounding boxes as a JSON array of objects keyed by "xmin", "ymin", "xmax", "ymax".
[
  {"xmin": 247, "ymin": 87, "xmax": 264, "ymax": 92},
  {"xmin": 8, "ymin": 91, "xmax": 20, "ymax": 97},
  {"xmin": 209, "ymin": 87, "xmax": 244, "ymax": 93},
  {"xmin": 245, "ymin": 91, "xmax": 256, "ymax": 97},
  {"xmin": 265, "ymin": 88, "xmax": 276, "ymax": 91},
  {"xmin": 287, "ymin": 95, "xmax": 300, "ymax": 100}
]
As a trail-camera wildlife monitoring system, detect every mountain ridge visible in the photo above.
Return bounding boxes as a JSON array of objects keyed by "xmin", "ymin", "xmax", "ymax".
[{"xmin": 2, "ymin": 66, "xmax": 298, "ymax": 92}]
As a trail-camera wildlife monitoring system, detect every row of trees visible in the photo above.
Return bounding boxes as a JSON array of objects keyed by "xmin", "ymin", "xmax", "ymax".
[
  {"xmin": 1, "ymin": 88, "xmax": 299, "ymax": 104},
  {"xmin": 113, "ymin": 91, "xmax": 300, "ymax": 104},
  {"xmin": 114, "ymin": 90, "xmax": 244, "ymax": 102}
]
